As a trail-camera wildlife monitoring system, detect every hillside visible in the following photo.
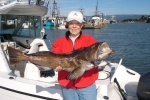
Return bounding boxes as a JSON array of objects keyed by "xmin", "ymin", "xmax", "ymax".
[{"xmin": 86, "ymin": 14, "xmax": 149, "ymax": 21}]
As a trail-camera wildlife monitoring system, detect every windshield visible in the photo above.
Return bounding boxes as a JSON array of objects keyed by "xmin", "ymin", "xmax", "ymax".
[{"xmin": 0, "ymin": 15, "xmax": 41, "ymax": 38}]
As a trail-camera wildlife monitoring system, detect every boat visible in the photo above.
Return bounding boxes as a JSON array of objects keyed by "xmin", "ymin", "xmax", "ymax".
[
  {"xmin": 84, "ymin": 0, "xmax": 109, "ymax": 29},
  {"xmin": 0, "ymin": 0, "xmax": 150, "ymax": 100},
  {"xmin": 43, "ymin": 19, "xmax": 55, "ymax": 29},
  {"xmin": 57, "ymin": 24, "xmax": 66, "ymax": 29},
  {"xmin": 57, "ymin": 22, "xmax": 66, "ymax": 30},
  {"xmin": 110, "ymin": 16, "xmax": 117, "ymax": 24},
  {"xmin": 110, "ymin": 20, "xmax": 117, "ymax": 24},
  {"xmin": 43, "ymin": 19, "xmax": 59, "ymax": 29},
  {"xmin": 145, "ymin": 16, "xmax": 150, "ymax": 23}
]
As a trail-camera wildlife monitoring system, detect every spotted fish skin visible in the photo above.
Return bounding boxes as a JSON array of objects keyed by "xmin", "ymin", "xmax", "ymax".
[{"xmin": 8, "ymin": 42, "xmax": 114, "ymax": 80}]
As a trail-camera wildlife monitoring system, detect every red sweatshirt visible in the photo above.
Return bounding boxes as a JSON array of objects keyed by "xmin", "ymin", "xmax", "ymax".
[{"xmin": 52, "ymin": 32, "xmax": 98, "ymax": 89}]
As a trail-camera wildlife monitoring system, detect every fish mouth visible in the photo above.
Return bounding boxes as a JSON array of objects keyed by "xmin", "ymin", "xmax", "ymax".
[
  {"xmin": 98, "ymin": 48, "xmax": 115, "ymax": 59},
  {"xmin": 109, "ymin": 50, "xmax": 115, "ymax": 56}
]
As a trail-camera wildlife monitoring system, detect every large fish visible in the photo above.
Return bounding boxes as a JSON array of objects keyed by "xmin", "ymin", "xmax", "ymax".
[{"xmin": 8, "ymin": 42, "xmax": 114, "ymax": 80}]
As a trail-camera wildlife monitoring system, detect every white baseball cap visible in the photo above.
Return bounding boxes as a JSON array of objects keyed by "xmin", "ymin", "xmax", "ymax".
[{"xmin": 66, "ymin": 11, "xmax": 84, "ymax": 23}]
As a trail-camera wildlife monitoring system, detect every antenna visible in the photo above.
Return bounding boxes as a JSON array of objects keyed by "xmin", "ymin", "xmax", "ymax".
[{"xmin": 79, "ymin": 7, "xmax": 84, "ymax": 15}]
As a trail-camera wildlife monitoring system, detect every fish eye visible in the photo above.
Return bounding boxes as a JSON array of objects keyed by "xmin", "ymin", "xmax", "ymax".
[
  {"xmin": 98, "ymin": 49, "xmax": 103, "ymax": 54},
  {"xmin": 100, "ymin": 48, "xmax": 106, "ymax": 53}
]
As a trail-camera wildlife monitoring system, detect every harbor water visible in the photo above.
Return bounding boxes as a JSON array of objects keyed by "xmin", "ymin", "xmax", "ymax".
[{"xmin": 45, "ymin": 22, "xmax": 150, "ymax": 75}]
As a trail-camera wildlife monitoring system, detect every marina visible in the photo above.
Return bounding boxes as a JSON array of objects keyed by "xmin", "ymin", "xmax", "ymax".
[
  {"xmin": 0, "ymin": 0, "xmax": 150, "ymax": 100},
  {"xmin": 42, "ymin": 0, "xmax": 110, "ymax": 29}
]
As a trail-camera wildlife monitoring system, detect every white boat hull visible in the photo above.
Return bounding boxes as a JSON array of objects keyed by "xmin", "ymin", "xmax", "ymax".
[
  {"xmin": 0, "ymin": 61, "xmax": 140, "ymax": 100},
  {"xmin": 0, "ymin": 72, "xmax": 62, "ymax": 100}
]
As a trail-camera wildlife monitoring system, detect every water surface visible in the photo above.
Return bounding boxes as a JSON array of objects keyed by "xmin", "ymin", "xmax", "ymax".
[{"xmin": 45, "ymin": 23, "xmax": 150, "ymax": 74}]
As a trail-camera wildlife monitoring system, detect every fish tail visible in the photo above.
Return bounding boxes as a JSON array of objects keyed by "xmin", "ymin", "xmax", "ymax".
[{"xmin": 8, "ymin": 47, "xmax": 27, "ymax": 64}]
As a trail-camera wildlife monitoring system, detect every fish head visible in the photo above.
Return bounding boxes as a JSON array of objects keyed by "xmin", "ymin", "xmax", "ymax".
[{"xmin": 96, "ymin": 42, "xmax": 114, "ymax": 59}]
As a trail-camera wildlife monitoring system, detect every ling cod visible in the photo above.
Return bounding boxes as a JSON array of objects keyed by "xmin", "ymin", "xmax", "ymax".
[{"xmin": 8, "ymin": 42, "xmax": 114, "ymax": 80}]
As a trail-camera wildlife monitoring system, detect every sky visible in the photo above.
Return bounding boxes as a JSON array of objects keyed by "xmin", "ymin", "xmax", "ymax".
[{"xmin": 47, "ymin": 0, "xmax": 150, "ymax": 16}]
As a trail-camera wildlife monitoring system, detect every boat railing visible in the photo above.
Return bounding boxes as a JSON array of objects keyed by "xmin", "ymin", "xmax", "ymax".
[{"xmin": 0, "ymin": 0, "xmax": 50, "ymax": 7}]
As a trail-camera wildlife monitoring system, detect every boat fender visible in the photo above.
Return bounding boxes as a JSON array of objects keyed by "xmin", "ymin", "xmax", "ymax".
[{"xmin": 114, "ymin": 78, "xmax": 127, "ymax": 100}]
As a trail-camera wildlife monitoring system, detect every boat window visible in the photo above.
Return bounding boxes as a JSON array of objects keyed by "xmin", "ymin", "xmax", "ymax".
[{"xmin": 0, "ymin": 15, "xmax": 41, "ymax": 39}]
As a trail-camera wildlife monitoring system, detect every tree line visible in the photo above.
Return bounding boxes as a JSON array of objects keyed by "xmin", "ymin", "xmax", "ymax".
[{"xmin": 121, "ymin": 15, "xmax": 150, "ymax": 23}]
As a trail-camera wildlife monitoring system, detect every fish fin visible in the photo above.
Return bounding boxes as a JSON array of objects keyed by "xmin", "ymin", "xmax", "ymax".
[
  {"xmin": 67, "ymin": 67, "xmax": 85, "ymax": 80},
  {"xmin": 8, "ymin": 47, "xmax": 26, "ymax": 64}
]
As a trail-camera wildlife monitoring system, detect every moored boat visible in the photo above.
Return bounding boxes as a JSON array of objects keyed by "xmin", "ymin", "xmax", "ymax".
[
  {"xmin": 84, "ymin": 0, "xmax": 109, "ymax": 29},
  {"xmin": 57, "ymin": 24, "xmax": 66, "ymax": 29}
]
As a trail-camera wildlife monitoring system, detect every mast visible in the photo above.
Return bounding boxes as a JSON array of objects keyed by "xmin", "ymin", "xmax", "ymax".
[
  {"xmin": 79, "ymin": 7, "xmax": 85, "ymax": 20},
  {"xmin": 51, "ymin": 0, "xmax": 60, "ymax": 28},
  {"xmin": 51, "ymin": 0, "xmax": 59, "ymax": 18},
  {"xmin": 79, "ymin": 7, "xmax": 85, "ymax": 18},
  {"xmin": 94, "ymin": 0, "xmax": 99, "ymax": 16}
]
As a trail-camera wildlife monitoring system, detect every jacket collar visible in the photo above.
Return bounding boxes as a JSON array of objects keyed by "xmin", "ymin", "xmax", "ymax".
[{"xmin": 66, "ymin": 31, "xmax": 82, "ymax": 39}]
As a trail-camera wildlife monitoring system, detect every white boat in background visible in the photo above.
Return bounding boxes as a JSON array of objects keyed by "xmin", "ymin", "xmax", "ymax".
[
  {"xmin": 57, "ymin": 24, "xmax": 66, "ymax": 29},
  {"xmin": 85, "ymin": 0, "xmax": 109, "ymax": 29},
  {"xmin": 0, "ymin": 0, "xmax": 150, "ymax": 100},
  {"xmin": 57, "ymin": 20, "xmax": 66, "ymax": 30},
  {"xmin": 110, "ymin": 15, "xmax": 117, "ymax": 24}
]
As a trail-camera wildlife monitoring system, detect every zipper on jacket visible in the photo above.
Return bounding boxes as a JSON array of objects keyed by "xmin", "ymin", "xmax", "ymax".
[
  {"xmin": 69, "ymin": 37, "xmax": 77, "ymax": 51},
  {"xmin": 69, "ymin": 38, "xmax": 78, "ymax": 89}
]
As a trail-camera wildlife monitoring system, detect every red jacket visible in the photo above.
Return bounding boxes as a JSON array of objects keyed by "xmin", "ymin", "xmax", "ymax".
[{"xmin": 52, "ymin": 32, "xmax": 98, "ymax": 89}]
